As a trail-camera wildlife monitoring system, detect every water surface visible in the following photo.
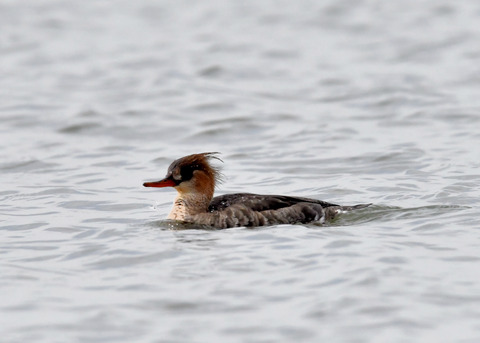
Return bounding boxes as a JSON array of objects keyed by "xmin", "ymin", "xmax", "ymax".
[{"xmin": 1, "ymin": 1, "xmax": 480, "ymax": 342}]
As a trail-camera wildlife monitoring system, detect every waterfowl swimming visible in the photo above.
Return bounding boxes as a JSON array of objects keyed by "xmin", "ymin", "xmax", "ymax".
[{"xmin": 143, "ymin": 152, "xmax": 370, "ymax": 229}]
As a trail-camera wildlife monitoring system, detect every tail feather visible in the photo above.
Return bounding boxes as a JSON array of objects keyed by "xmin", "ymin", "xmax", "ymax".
[
  {"xmin": 338, "ymin": 203, "xmax": 372, "ymax": 211},
  {"xmin": 324, "ymin": 203, "xmax": 371, "ymax": 221}
]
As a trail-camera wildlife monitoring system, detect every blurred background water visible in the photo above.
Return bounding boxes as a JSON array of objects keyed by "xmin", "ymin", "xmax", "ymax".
[{"xmin": 1, "ymin": 1, "xmax": 480, "ymax": 342}]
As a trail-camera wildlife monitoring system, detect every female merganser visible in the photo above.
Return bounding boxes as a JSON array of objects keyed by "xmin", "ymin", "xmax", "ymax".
[{"xmin": 143, "ymin": 152, "xmax": 370, "ymax": 229}]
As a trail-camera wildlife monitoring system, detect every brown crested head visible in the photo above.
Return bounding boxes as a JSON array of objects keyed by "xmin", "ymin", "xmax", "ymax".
[{"xmin": 143, "ymin": 152, "xmax": 223, "ymax": 196}]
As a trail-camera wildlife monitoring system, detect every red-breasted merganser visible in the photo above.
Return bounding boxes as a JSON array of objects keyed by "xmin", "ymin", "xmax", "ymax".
[{"xmin": 143, "ymin": 152, "xmax": 370, "ymax": 229}]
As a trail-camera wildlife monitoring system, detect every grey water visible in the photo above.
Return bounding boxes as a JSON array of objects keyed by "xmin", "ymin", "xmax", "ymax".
[{"xmin": 1, "ymin": 1, "xmax": 480, "ymax": 342}]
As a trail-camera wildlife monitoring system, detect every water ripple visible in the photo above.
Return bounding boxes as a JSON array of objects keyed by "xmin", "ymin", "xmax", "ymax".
[{"xmin": 2, "ymin": 1, "xmax": 480, "ymax": 342}]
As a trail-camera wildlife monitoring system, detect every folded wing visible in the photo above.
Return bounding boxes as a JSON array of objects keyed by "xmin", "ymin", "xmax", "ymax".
[{"xmin": 208, "ymin": 193, "xmax": 339, "ymax": 212}]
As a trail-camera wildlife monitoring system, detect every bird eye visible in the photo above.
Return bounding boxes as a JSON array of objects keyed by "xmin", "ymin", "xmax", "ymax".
[{"xmin": 179, "ymin": 165, "xmax": 196, "ymax": 182}]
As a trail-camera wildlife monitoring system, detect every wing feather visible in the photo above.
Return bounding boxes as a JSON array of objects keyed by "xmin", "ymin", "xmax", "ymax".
[{"xmin": 208, "ymin": 193, "xmax": 339, "ymax": 212}]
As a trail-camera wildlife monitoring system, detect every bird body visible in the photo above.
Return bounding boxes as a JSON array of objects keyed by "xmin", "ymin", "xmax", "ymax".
[{"xmin": 143, "ymin": 153, "xmax": 369, "ymax": 229}]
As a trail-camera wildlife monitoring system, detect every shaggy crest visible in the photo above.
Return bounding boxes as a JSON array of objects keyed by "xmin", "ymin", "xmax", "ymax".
[{"xmin": 168, "ymin": 152, "xmax": 224, "ymax": 188}]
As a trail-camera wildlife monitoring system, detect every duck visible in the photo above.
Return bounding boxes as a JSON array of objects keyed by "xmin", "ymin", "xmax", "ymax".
[{"xmin": 143, "ymin": 152, "xmax": 370, "ymax": 229}]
